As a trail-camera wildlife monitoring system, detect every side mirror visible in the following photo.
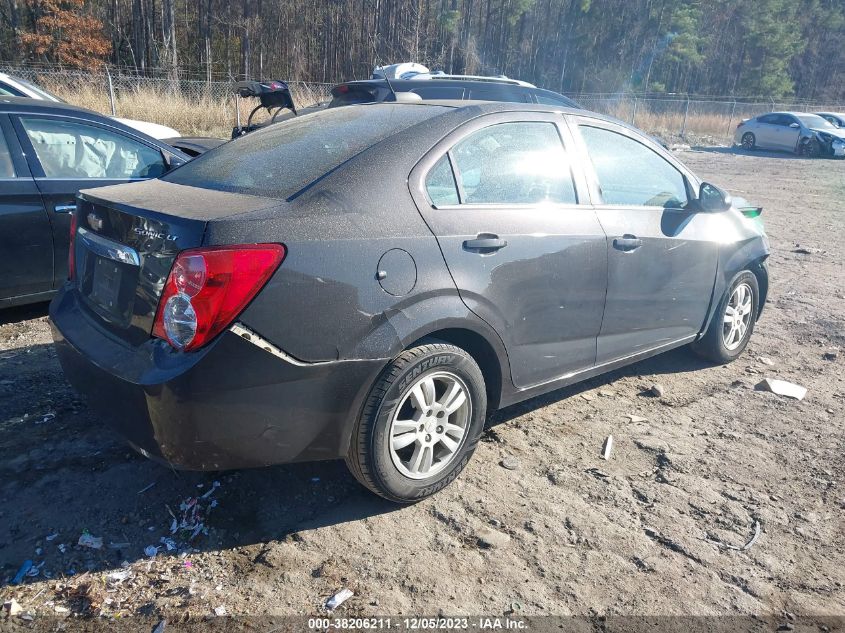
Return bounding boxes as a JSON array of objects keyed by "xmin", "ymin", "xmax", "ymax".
[
  {"xmin": 698, "ymin": 182, "xmax": 732, "ymax": 213},
  {"xmin": 164, "ymin": 153, "xmax": 186, "ymax": 170},
  {"xmin": 789, "ymin": 122, "xmax": 800, "ymax": 129}
]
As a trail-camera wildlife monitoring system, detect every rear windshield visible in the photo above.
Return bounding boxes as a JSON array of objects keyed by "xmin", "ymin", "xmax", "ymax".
[{"xmin": 163, "ymin": 105, "xmax": 445, "ymax": 199}]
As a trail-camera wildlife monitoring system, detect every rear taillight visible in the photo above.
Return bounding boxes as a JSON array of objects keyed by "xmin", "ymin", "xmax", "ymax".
[
  {"xmin": 153, "ymin": 244, "xmax": 286, "ymax": 351},
  {"xmin": 68, "ymin": 211, "xmax": 78, "ymax": 280}
]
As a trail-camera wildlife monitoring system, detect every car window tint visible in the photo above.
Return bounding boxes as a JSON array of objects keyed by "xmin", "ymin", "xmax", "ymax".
[
  {"xmin": 425, "ymin": 155, "xmax": 459, "ymax": 206},
  {"xmin": 410, "ymin": 86, "xmax": 465, "ymax": 100},
  {"xmin": 0, "ymin": 81, "xmax": 24, "ymax": 97},
  {"xmin": 467, "ymin": 86, "xmax": 525, "ymax": 102},
  {"xmin": 20, "ymin": 117, "xmax": 166, "ymax": 179},
  {"xmin": 580, "ymin": 125, "xmax": 688, "ymax": 209},
  {"xmin": 0, "ymin": 131, "xmax": 15, "ymax": 177},
  {"xmin": 758, "ymin": 114, "xmax": 777, "ymax": 124},
  {"xmin": 535, "ymin": 93, "xmax": 573, "ymax": 106},
  {"xmin": 164, "ymin": 105, "xmax": 445, "ymax": 199},
  {"xmin": 451, "ymin": 122, "xmax": 577, "ymax": 205}
]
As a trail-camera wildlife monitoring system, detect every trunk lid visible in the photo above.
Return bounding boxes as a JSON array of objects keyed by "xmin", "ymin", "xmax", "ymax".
[{"xmin": 74, "ymin": 180, "xmax": 279, "ymax": 345}]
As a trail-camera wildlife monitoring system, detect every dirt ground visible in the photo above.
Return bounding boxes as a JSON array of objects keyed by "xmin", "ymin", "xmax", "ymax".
[{"xmin": 1, "ymin": 147, "xmax": 843, "ymax": 628}]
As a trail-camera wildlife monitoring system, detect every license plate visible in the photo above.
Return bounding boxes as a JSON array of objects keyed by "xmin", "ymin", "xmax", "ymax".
[{"xmin": 89, "ymin": 257, "xmax": 122, "ymax": 312}]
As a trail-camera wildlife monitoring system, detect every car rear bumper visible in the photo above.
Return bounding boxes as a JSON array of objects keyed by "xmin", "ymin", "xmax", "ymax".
[{"xmin": 50, "ymin": 286, "xmax": 386, "ymax": 471}]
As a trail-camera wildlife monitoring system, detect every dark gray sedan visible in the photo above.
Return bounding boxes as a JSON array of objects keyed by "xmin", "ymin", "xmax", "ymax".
[{"xmin": 50, "ymin": 102, "xmax": 769, "ymax": 502}]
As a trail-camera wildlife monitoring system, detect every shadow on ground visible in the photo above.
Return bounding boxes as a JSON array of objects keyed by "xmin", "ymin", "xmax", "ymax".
[
  {"xmin": 0, "ymin": 302, "xmax": 49, "ymax": 326},
  {"xmin": 0, "ymin": 340, "xmax": 711, "ymax": 585}
]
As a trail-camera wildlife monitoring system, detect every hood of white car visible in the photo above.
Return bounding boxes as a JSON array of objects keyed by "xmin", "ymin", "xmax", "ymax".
[
  {"xmin": 112, "ymin": 117, "xmax": 181, "ymax": 140},
  {"xmin": 810, "ymin": 127, "xmax": 845, "ymax": 140}
]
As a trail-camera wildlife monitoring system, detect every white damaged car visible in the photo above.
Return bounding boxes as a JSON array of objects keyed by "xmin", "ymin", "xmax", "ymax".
[{"xmin": 734, "ymin": 111, "xmax": 845, "ymax": 158}]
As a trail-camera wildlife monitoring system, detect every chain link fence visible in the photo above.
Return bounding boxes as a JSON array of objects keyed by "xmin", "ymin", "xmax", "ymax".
[{"xmin": 2, "ymin": 64, "xmax": 843, "ymax": 141}]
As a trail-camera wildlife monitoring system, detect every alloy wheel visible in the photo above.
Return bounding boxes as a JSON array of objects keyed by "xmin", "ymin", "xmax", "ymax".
[
  {"xmin": 741, "ymin": 133, "xmax": 755, "ymax": 150},
  {"xmin": 388, "ymin": 371, "xmax": 471, "ymax": 479},
  {"xmin": 722, "ymin": 282, "xmax": 753, "ymax": 351}
]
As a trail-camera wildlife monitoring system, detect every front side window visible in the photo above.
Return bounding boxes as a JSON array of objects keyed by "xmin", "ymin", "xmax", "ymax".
[
  {"xmin": 0, "ymin": 131, "xmax": 15, "ymax": 177},
  {"xmin": 448, "ymin": 121, "xmax": 577, "ymax": 205},
  {"xmin": 579, "ymin": 125, "xmax": 688, "ymax": 209},
  {"xmin": 758, "ymin": 114, "xmax": 778, "ymax": 125},
  {"xmin": 21, "ymin": 117, "xmax": 166, "ymax": 179}
]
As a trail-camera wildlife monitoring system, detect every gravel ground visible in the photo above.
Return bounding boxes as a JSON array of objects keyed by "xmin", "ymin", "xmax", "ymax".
[{"xmin": 0, "ymin": 147, "xmax": 843, "ymax": 627}]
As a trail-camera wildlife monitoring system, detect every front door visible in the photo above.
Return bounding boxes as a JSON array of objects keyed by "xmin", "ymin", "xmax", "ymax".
[
  {"xmin": 572, "ymin": 119, "xmax": 719, "ymax": 363},
  {"xmin": 12, "ymin": 114, "xmax": 168, "ymax": 286},
  {"xmin": 0, "ymin": 115, "xmax": 53, "ymax": 301},
  {"xmin": 411, "ymin": 114, "xmax": 607, "ymax": 388}
]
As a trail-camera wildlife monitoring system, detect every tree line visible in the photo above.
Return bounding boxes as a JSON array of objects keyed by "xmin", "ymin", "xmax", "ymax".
[{"xmin": 2, "ymin": 0, "xmax": 843, "ymax": 101}]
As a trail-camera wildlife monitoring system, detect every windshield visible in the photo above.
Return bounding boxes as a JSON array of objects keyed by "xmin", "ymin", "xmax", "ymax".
[
  {"xmin": 796, "ymin": 114, "xmax": 835, "ymax": 129},
  {"xmin": 163, "ymin": 104, "xmax": 446, "ymax": 199}
]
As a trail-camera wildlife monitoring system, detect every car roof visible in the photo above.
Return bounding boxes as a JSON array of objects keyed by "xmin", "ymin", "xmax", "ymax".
[
  {"xmin": 815, "ymin": 111, "xmax": 845, "ymax": 117},
  {"xmin": 0, "ymin": 94, "xmax": 102, "ymax": 116},
  {"xmin": 333, "ymin": 100, "xmax": 629, "ymax": 132}
]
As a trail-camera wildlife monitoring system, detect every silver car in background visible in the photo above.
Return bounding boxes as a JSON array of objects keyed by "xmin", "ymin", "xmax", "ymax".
[
  {"xmin": 816, "ymin": 112, "xmax": 845, "ymax": 128},
  {"xmin": 734, "ymin": 111, "xmax": 845, "ymax": 158}
]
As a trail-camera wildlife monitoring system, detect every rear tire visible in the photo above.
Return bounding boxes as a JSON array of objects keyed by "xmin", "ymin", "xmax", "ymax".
[
  {"xmin": 346, "ymin": 341, "xmax": 487, "ymax": 503},
  {"xmin": 741, "ymin": 132, "xmax": 756, "ymax": 150},
  {"xmin": 692, "ymin": 271, "xmax": 759, "ymax": 364}
]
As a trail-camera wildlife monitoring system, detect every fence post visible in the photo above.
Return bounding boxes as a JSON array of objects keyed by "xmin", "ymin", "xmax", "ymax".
[
  {"xmin": 631, "ymin": 96, "xmax": 638, "ymax": 126},
  {"xmin": 680, "ymin": 96, "xmax": 690, "ymax": 138},
  {"xmin": 106, "ymin": 67, "xmax": 116, "ymax": 116},
  {"xmin": 726, "ymin": 100, "xmax": 737, "ymax": 137}
]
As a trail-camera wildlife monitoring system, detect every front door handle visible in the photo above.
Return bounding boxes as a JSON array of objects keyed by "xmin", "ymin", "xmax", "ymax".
[
  {"xmin": 463, "ymin": 234, "xmax": 508, "ymax": 253},
  {"xmin": 613, "ymin": 235, "xmax": 642, "ymax": 251},
  {"xmin": 54, "ymin": 204, "xmax": 76, "ymax": 214}
]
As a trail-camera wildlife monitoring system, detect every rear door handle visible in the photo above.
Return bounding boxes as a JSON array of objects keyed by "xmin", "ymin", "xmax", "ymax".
[
  {"xmin": 463, "ymin": 234, "xmax": 507, "ymax": 252},
  {"xmin": 54, "ymin": 204, "xmax": 76, "ymax": 214},
  {"xmin": 613, "ymin": 235, "xmax": 642, "ymax": 251}
]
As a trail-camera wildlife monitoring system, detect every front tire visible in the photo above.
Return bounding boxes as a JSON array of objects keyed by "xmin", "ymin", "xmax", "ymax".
[
  {"xmin": 692, "ymin": 271, "xmax": 759, "ymax": 364},
  {"xmin": 346, "ymin": 341, "xmax": 487, "ymax": 503}
]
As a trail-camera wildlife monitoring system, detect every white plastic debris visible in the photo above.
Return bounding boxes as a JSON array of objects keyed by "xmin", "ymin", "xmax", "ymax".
[
  {"xmin": 107, "ymin": 570, "xmax": 132, "ymax": 584},
  {"xmin": 755, "ymin": 378, "xmax": 807, "ymax": 400},
  {"xmin": 326, "ymin": 588, "xmax": 354, "ymax": 611},
  {"xmin": 144, "ymin": 545, "xmax": 160, "ymax": 557},
  {"xmin": 78, "ymin": 533, "xmax": 104, "ymax": 549},
  {"xmin": 213, "ymin": 605, "xmax": 227, "ymax": 617},
  {"xmin": 602, "ymin": 435, "xmax": 614, "ymax": 460},
  {"xmin": 3, "ymin": 599, "xmax": 23, "ymax": 617},
  {"xmin": 625, "ymin": 414, "xmax": 648, "ymax": 423},
  {"xmin": 45, "ymin": 533, "xmax": 59, "ymax": 541},
  {"xmin": 161, "ymin": 537, "xmax": 177, "ymax": 551}
]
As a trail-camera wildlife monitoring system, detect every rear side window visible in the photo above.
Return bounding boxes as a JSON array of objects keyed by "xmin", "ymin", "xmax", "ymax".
[
  {"xmin": 410, "ymin": 86, "xmax": 465, "ymax": 100},
  {"xmin": 165, "ymin": 105, "xmax": 445, "ymax": 199},
  {"xmin": 0, "ymin": 131, "xmax": 14, "ymax": 177},
  {"xmin": 425, "ymin": 155, "xmax": 459, "ymax": 206},
  {"xmin": 437, "ymin": 121, "xmax": 577, "ymax": 205},
  {"xmin": 579, "ymin": 125, "xmax": 688, "ymax": 209},
  {"xmin": 758, "ymin": 114, "xmax": 778, "ymax": 125},
  {"xmin": 467, "ymin": 86, "xmax": 526, "ymax": 102}
]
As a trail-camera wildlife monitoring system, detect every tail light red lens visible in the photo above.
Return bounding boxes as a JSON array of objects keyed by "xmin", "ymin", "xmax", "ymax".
[
  {"xmin": 153, "ymin": 244, "xmax": 286, "ymax": 351},
  {"xmin": 68, "ymin": 211, "xmax": 78, "ymax": 280}
]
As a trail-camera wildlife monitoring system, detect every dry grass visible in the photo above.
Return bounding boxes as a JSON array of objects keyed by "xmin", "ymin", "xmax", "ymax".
[{"xmin": 41, "ymin": 80, "xmax": 331, "ymax": 139}]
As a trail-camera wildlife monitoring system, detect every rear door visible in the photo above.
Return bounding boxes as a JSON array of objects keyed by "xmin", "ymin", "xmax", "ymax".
[
  {"xmin": 571, "ymin": 117, "xmax": 719, "ymax": 363},
  {"xmin": 410, "ymin": 112, "xmax": 607, "ymax": 389},
  {"xmin": 0, "ymin": 114, "xmax": 53, "ymax": 301},
  {"xmin": 12, "ymin": 113, "xmax": 170, "ymax": 287},
  {"xmin": 754, "ymin": 114, "xmax": 781, "ymax": 149}
]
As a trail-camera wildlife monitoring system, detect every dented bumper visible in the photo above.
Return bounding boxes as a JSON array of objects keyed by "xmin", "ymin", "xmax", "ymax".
[{"xmin": 50, "ymin": 286, "xmax": 386, "ymax": 470}]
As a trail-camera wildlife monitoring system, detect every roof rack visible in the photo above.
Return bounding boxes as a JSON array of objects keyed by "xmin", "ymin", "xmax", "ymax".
[{"xmin": 414, "ymin": 73, "xmax": 536, "ymax": 88}]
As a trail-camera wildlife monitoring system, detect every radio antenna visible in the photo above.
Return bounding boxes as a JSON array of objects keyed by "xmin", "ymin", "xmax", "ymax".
[{"xmin": 375, "ymin": 58, "xmax": 398, "ymax": 101}]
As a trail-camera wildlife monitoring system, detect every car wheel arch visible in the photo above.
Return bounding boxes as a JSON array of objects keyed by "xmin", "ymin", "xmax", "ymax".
[{"xmin": 407, "ymin": 327, "xmax": 505, "ymax": 412}]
